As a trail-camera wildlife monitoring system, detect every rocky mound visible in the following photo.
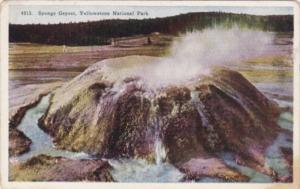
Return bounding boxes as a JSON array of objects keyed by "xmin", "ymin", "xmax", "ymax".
[
  {"xmin": 10, "ymin": 155, "xmax": 113, "ymax": 181},
  {"xmin": 9, "ymin": 128, "xmax": 31, "ymax": 156},
  {"xmin": 38, "ymin": 56, "xmax": 281, "ymax": 180}
]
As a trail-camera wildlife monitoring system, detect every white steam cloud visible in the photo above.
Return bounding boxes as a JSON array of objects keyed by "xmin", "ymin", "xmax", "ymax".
[
  {"xmin": 104, "ymin": 27, "xmax": 276, "ymax": 88},
  {"xmin": 140, "ymin": 27, "xmax": 275, "ymax": 88}
]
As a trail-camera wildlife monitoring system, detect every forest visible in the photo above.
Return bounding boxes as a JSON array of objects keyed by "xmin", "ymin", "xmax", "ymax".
[{"xmin": 9, "ymin": 12, "xmax": 293, "ymax": 46}]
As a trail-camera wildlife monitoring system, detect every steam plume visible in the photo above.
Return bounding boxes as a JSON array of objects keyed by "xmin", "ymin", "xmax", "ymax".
[{"xmin": 141, "ymin": 27, "xmax": 274, "ymax": 88}]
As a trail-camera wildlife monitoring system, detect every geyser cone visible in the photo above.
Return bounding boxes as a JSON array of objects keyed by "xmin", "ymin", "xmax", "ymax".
[
  {"xmin": 39, "ymin": 55, "xmax": 280, "ymax": 179},
  {"xmin": 39, "ymin": 28, "xmax": 283, "ymax": 181}
]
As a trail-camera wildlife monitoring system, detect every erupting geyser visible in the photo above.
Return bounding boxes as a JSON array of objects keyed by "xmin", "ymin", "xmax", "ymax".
[
  {"xmin": 100, "ymin": 27, "xmax": 275, "ymax": 88},
  {"xmin": 38, "ymin": 28, "xmax": 285, "ymax": 182}
]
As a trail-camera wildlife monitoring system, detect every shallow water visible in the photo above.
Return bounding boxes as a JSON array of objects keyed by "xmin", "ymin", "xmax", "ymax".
[
  {"xmin": 108, "ymin": 128, "xmax": 184, "ymax": 182},
  {"xmin": 15, "ymin": 94, "xmax": 91, "ymax": 162},
  {"xmin": 108, "ymin": 158, "xmax": 184, "ymax": 182},
  {"xmin": 278, "ymin": 112, "xmax": 293, "ymax": 132},
  {"xmin": 265, "ymin": 132, "xmax": 292, "ymax": 178}
]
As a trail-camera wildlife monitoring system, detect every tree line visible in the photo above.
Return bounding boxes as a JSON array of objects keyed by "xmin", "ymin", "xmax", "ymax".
[{"xmin": 9, "ymin": 12, "xmax": 293, "ymax": 46}]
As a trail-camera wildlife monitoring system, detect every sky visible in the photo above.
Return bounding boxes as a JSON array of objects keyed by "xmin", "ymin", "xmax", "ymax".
[{"xmin": 9, "ymin": 5, "xmax": 293, "ymax": 24}]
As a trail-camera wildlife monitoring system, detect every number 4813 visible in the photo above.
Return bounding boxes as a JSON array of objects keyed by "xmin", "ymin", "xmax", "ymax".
[{"xmin": 21, "ymin": 11, "xmax": 32, "ymax": 16}]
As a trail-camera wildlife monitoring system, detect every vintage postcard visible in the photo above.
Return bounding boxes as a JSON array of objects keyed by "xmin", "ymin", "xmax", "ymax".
[{"xmin": 0, "ymin": 1, "xmax": 299, "ymax": 189}]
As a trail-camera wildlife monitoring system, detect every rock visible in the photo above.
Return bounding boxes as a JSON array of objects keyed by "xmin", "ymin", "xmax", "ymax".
[
  {"xmin": 192, "ymin": 69, "xmax": 280, "ymax": 166},
  {"xmin": 107, "ymin": 89, "xmax": 153, "ymax": 158},
  {"xmin": 162, "ymin": 94, "xmax": 207, "ymax": 164},
  {"xmin": 279, "ymin": 147, "xmax": 293, "ymax": 182},
  {"xmin": 39, "ymin": 79, "xmax": 154, "ymax": 159},
  {"xmin": 180, "ymin": 158, "xmax": 249, "ymax": 182},
  {"xmin": 281, "ymin": 147, "xmax": 293, "ymax": 168},
  {"xmin": 9, "ymin": 155, "xmax": 113, "ymax": 181},
  {"xmin": 38, "ymin": 56, "xmax": 282, "ymax": 178},
  {"xmin": 9, "ymin": 128, "xmax": 31, "ymax": 156},
  {"xmin": 277, "ymin": 175, "xmax": 292, "ymax": 182}
]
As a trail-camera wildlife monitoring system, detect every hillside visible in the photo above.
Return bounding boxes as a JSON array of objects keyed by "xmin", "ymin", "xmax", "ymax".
[{"xmin": 9, "ymin": 12, "xmax": 293, "ymax": 46}]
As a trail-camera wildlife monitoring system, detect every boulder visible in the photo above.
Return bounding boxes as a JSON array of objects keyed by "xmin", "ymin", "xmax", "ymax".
[
  {"xmin": 9, "ymin": 128, "xmax": 31, "ymax": 156},
  {"xmin": 9, "ymin": 155, "xmax": 113, "ymax": 181},
  {"xmin": 180, "ymin": 158, "xmax": 249, "ymax": 182}
]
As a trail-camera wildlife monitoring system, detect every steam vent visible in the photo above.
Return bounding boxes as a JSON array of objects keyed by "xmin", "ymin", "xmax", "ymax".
[{"xmin": 38, "ymin": 55, "xmax": 284, "ymax": 182}]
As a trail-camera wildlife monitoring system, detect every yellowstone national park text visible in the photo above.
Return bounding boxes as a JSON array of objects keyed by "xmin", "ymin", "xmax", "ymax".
[{"xmin": 19, "ymin": 10, "xmax": 150, "ymax": 17}]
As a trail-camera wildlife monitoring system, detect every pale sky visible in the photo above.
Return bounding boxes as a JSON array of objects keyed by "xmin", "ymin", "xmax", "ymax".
[{"xmin": 9, "ymin": 5, "xmax": 293, "ymax": 24}]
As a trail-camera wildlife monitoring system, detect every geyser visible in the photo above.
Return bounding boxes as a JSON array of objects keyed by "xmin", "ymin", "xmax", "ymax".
[
  {"xmin": 102, "ymin": 27, "xmax": 275, "ymax": 88},
  {"xmin": 38, "ymin": 27, "xmax": 284, "ymax": 182}
]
